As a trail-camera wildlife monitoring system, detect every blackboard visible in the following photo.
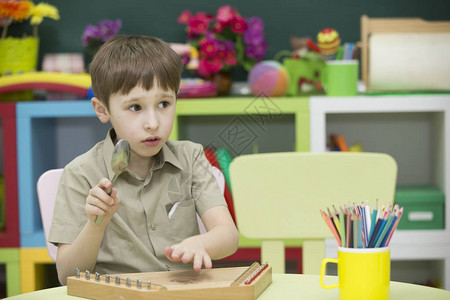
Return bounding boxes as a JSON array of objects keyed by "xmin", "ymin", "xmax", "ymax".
[{"xmin": 8, "ymin": 0, "xmax": 450, "ymax": 77}]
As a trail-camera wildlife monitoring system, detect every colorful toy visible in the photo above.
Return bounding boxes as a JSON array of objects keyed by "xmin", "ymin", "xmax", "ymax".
[
  {"xmin": 317, "ymin": 28, "xmax": 341, "ymax": 57},
  {"xmin": 248, "ymin": 60, "xmax": 289, "ymax": 97},
  {"xmin": 283, "ymin": 51, "xmax": 325, "ymax": 96},
  {"xmin": 178, "ymin": 78, "xmax": 217, "ymax": 98}
]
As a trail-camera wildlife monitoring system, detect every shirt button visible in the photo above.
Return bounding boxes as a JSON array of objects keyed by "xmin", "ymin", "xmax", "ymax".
[{"xmin": 151, "ymin": 224, "xmax": 157, "ymax": 231}]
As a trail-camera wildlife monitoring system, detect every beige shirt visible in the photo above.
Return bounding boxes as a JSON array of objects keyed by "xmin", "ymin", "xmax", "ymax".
[{"xmin": 48, "ymin": 130, "xmax": 227, "ymax": 275}]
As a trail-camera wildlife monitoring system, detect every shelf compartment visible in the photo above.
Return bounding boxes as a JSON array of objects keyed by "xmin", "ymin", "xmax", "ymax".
[
  {"xmin": 174, "ymin": 97, "xmax": 310, "ymax": 152},
  {"xmin": 313, "ymin": 95, "xmax": 450, "ymax": 290},
  {"xmin": 20, "ymin": 247, "xmax": 57, "ymax": 293},
  {"xmin": 16, "ymin": 101, "xmax": 108, "ymax": 247},
  {"xmin": 174, "ymin": 97, "xmax": 310, "ymax": 271},
  {"xmin": 177, "ymin": 114, "xmax": 296, "ymax": 155}
]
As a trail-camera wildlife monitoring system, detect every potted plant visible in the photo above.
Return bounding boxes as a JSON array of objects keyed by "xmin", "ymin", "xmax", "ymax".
[
  {"xmin": 0, "ymin": 0, "xmax": 59, "ymax": 76},
  {"xmin": 178, "ymin": 5, "xmax": 267, "ymax": 95},
  {"xmin": 81, "ymin": 19, "xmax": 122, "ymax": 68}
]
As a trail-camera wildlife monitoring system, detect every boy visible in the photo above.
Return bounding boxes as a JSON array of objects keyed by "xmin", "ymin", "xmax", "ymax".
[{"xmin": 48, "ymin": 35, "xmax": 239, "ymax": 285}]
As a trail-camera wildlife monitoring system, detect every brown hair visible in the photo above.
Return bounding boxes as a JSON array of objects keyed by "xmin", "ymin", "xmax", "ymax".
[{"xmin": 89, "ymin": 35, "xmax": 183, "ymax": 108}]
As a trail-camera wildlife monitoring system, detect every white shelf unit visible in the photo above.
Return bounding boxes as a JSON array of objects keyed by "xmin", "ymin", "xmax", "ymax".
[{"xmin": 310, "ymin": 95, "xmax": 450, "ymax": 290}]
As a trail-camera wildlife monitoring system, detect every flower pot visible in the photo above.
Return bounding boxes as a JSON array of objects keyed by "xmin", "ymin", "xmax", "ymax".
[
  {"xmin": 208, "ymin": 71, "xmax": 233, "ymax": 96},
  {"xmin": 84, "ymin": 38, "xmax": 104, "ymax": 70},
  {"xmin": 0, "ymin": 37, "xmax": 39, "ymax": 76}
]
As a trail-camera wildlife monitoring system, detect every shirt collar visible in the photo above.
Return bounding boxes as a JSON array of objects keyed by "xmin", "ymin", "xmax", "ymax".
[
  {"xmin": 102, "ymin": 129, "xmax": 183, "ymax": 180},
  {"xmin": 159, "ymin": 142, "xmax": 183, "ymax": 171}
]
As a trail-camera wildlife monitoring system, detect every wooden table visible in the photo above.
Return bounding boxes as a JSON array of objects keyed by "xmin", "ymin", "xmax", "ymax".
[{"xmin": 6, "ymin": 274, "xmax": 450, "ymax": 299}]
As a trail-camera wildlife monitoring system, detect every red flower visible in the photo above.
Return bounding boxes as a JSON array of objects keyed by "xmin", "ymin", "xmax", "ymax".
[
  {"xmin": 197, "ymin": 57, "xmax": 223, "ymax": 77},
  {"xmin": 199, "ymin": 38, "xmax": 217, "ymax": 58},
  {"xmin": 224, "ymin": 51, "xmax": 237, "ymax": 66},
  {"xmin": 231, "ymin": 16, "xmax": 247, "ymax": 34},
  {"xmin": 188, "ymin": 13, "xmax": 210, "ymax": 35},
  {"xmin": 212, "ymin": 21, "xmax": 223, "ymax": 33}
]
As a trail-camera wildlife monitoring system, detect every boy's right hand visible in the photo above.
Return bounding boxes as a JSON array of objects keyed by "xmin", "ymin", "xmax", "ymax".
[{"xmin": 85, "ymin": 178, "xmax": 120, "ymax": 226}]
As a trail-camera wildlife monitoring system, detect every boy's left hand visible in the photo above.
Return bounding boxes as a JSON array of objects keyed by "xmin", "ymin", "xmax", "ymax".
[{"xmin": 164, "ymin": 236, "xmax": 212, "ymax": 271}]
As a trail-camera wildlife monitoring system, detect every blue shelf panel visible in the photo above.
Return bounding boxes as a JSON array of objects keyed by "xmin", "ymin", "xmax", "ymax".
[
  {"xmin": 20, "ymin": 230, "xmax": 45, "ymax": 247},
  {"xmin": 16, "ymin": 101, "xmax": 98, "ymax": 247},
  {"xmin": 16, "ymin": 100, "xmax": 94, "ymax": 118}
]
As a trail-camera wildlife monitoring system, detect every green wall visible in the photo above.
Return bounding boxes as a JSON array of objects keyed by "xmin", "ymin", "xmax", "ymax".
[{"xmin": 8, "ymin": 0, "xmax": 450, "ymax": 74}]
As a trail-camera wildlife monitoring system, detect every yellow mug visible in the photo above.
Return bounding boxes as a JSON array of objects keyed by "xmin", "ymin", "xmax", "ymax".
[{"xmin": 320, "ymin": 247, "xmax": 390, "ymax": 300}]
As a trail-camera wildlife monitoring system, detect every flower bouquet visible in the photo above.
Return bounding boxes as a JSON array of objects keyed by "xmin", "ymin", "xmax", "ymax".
[
  {"xmin": 0, "ymin": 0, "xmax": 59, "ymax": 39},
  {"xmin": 0, "ymin": 0, "xmax": 59, "ymax": 75},
  {"xmin": 178, "ymin": 5, "xmax": 267, "ymax": 94},
  {"xmin": 81, "ymin": 18, "xmax": 122, "ymax": 61}
]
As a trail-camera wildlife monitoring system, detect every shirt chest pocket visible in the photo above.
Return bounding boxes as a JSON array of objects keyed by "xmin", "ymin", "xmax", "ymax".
[{"xmin": 168, "ymin": 199, "xmax": 200, "ymax": 239}]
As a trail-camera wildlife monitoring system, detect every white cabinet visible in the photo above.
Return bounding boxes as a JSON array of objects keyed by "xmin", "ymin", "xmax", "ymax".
[{"xmin": 310, "ymin": 95, "xmax": 450, "ymax": 289}]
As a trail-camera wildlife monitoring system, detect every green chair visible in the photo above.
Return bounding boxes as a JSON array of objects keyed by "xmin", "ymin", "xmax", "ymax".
[{"xmin": 229, "ymin": 152, "xmax": 397, "ymax": 274}]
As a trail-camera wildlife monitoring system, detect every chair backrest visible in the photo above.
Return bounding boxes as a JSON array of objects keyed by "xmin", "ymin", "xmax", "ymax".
[
  {"xmin": 37, "ymin": 168, "xmax": 63, "ymax": 262},
  {"xmin": 229, "ymin": 152, "xmax": 397, "ymax": 274},
  {"xmin": 37, "ymin": 166, "xmax": 226, "ymax": 261}
]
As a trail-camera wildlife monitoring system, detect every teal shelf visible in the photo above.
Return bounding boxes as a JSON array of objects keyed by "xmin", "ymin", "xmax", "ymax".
[{"xmin": 16, "ymin": 101, "xmax": 96, "ymax": 247}]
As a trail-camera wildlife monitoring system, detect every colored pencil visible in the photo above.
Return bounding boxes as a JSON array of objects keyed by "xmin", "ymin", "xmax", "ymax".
[
  {"xmin": 328, "ymin": 208, "xmax": 341, "ymax": 240},
  {"xmin": 321, "ymin": 202, "xmax": 403, "ymax": 249},
  {"xmin": 368, "ymin": 217, "xmax": 383, "ymax": 248},
  {"xmin": 380, "ymin": 206, "xmax": 399, "ymax": 247},
  {"xmin": 385, "ymin": 207, "xmax": 404, "ymax": 246},
  {"xmin": 372, "ymin": 212, "xmax": 389, "ymax": 247},
  {"xmin": 369, "ymin": 200, "xmax": 378, "ymax": 240},
  {"xmin": 374, "ymin": 212, "xmax": 395, "ymax": 248},
  {"xmin": 320, "ymin": 209, "xmax": 342, "ymax": 246},
  {"xmin": 380, "ymin": 214, "xmax": 397, "ymax": 247},
  {"xmin": 346, "ymin": 208, "xmax": 351, "ymax": 248},
  {"xmin": 364, "ymin": 201, "xmax": 371, "ymax": 246},
  {"xmin": 339, "ymin": 207, "xmax": 346, "ymax": 248},
  {"xmin": 332, "ymin": 206, "xmax": 342, "ymax": 238},
  {"xmin": 357, "ymin": 215, "xmax": 364, "ymax": 248},
  {"xmin": 320, "ymin": 209, "xmax": 334, "ymax": 233}
]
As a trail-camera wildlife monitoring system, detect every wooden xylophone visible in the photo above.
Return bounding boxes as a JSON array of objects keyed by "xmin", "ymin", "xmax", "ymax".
[{"xmin": 67, "ymin": 262, "xmax": 272, "ymax": 300}]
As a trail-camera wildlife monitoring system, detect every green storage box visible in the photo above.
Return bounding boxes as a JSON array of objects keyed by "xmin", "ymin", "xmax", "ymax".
[{"xmin": 394, "ymin": 185, "xmax": 445, "ymax": 230}]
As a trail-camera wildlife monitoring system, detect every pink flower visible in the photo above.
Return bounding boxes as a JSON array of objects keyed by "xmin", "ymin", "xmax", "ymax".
[
  {"xmin": 177, "ymin": 10, "xmax": 192, "ymax": 24},
  {"xmin": 216, "ymin": 5, "xmax": 234, "ymax": 25}
]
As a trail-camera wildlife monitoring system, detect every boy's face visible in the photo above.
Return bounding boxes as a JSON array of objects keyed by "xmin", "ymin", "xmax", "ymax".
[{"xmin": 93, "ymin": 84, "xmax": 176, "ymax": 163}]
